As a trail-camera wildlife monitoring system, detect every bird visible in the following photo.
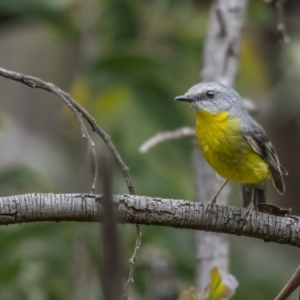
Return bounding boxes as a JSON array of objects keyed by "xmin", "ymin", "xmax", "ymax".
[{"xmin": 175, "ymin": 82, "xmax": 287, "ymax": 218}]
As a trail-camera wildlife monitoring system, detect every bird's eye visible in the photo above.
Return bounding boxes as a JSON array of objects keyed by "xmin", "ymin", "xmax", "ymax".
[{"xmin": 205, "ymin": 91, "xmax": 215, "ymax": 99}]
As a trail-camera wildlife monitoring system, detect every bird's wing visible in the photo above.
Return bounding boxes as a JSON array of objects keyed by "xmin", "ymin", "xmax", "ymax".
[{"xmin": 243, "ymin": 122, "xmax": 287, "ymax": 194}]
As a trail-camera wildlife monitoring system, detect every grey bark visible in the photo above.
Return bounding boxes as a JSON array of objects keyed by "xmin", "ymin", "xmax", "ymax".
[
  {"xmin": 0, "ymin": 193, "xmax": 299, "ymax": 248},
  {"xmin": 195, "ymin": 0, "xmax": 249, "ymax": 291}
]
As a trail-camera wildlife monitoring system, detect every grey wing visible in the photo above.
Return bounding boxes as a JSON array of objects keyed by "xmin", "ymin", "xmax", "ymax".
[{"xmin": 242, "ymin": 119, "xmax": 287, "ymax": 194}]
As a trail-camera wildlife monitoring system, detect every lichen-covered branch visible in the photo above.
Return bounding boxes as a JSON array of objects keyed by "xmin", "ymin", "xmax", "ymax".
[{"xmin": 0, "ymin": 193, "xmax": 299, "ymax": 248}]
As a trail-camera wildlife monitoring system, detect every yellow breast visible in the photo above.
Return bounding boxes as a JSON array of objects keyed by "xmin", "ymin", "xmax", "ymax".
[{"xmin": 195, "ymin": 109, "xmax": 269, "ymax": 183}]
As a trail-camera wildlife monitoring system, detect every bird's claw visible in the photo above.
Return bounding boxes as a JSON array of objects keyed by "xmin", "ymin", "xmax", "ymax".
[
  {"xmin": 205, "ymin": 196, "xmax": 217, "ymax": 219},
  {"xmin": 241, "ymin": 202, "xmax": 255, "ymax": 222}
]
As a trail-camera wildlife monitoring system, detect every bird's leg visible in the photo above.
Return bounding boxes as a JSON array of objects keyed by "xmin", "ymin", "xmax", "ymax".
[
  {"xmin": 241, "ymin": 185, "xmax": 255, "ymax": 221},
  {"xmin": 205, "ymin": 179, "xmax": 229, "ymax": 215}
]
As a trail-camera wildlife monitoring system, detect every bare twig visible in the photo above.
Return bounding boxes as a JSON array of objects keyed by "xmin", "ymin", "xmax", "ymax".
[
  {"xmin": 125, "ymin": 225, "xmax": 141, "ymax": 292},
  {"xmin": 0, "ymin": 193, "xmax": 299, "ymax": 249},
  {"xmin": 139, "ymin": 127, "xmax": 195, "ymax": 153},
  {"xmin": 0, "ymin": 67, "xmax": 141, "ymax": 295},
  {"xmin": 275, "ymin": 264, "xmax": 300, "ymax": 300},
  {"xmin": 275, "ymin": 0, "xmax": 290, "ymax": 43},
  {"xmin": 0, "ymin": 68, "xmax": 98, "ymax": 192},
  {"xmin": 77, "ymin": 116, "xmax": 98, "ymax": 193}
]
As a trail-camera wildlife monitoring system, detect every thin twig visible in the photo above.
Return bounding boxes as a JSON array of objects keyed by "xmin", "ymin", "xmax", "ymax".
[
  {"xmin": 139, "ymin": 127, "xmax": 195, "ymax": 153},
  {"xmin": 275, "ymin": 264, "xmax": 300, "ymax": 300},
  {"xmin": 0, "ymin": 67, "xmax": 141, "ymax": 295},
  {"xmin": 77, "ymin": 116, "xmax": 98, "ymax": 193},
  {"xmin": 124, "ymin": 224, "xmax": 142, "ymax": 293},
  {"xmin": 124, "ymin": 223, "xmax": 141, "ymax": 294},
  {"xmin": 0, "ymin": 69, "xmax": 98, "ymax": 193}
]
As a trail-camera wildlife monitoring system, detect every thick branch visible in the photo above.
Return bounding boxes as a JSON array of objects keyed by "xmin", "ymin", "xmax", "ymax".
[{"xmin": 1, "ymin": 193, "xmax": 299, "ymax": 248}]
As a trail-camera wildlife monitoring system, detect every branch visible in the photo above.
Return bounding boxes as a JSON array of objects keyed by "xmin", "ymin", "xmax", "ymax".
[
  {"xmin": 275, "ymin": 264, "xmax": 300, "ymax": 300},
  {"xmin": 139, "ymin": 127, "xmax": 195, "ymax": 153},
  {"xmin": 0, "ymin": 67, "xmax": 135, "ymax": 195},
  {"xmin": 0, "ymin": 67, "xmax": 141, "ymax": 294},
  {"xmin": 0, "ymin": 193, "xmax": 300, "ymax": 248}
]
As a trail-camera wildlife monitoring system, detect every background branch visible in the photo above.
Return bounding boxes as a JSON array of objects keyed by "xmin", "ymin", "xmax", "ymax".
[
  {"xmin": 195, "ymin": 0, "xmax": 249, "ymax": 291},
  {"xmin": 139, "ymin": 127, "xmax": 195, "ymax": 153},
  {"xmin": 0, "ymin": 68, "xmax": 135, "ymax": 195},
  {"xmin": 0, "ymin": 193, "xmax": 299, "ymax": 249},
  {"xmin": 275, "ymin": 264, "xmax": 300, "ymax": 300}
]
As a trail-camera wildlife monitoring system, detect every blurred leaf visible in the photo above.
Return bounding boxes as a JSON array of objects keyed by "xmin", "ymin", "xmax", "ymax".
[
  {"xmin": 69, "ymin": 76, "xmax": 132, "ymax": 125},
  {"xmin": 95, "ymin": 85, "xmax": 131, "ymax": 116},
  {"xmin": 200, "ymin": 267, "xmax": 238, "ymax": 300},
  {"xmin": 178, "ymin": 287, "xmax": 198, "ymax": 300},
  {"xmin": 70, "ymin": 77, "xmax": 90, "ymax": 107}
]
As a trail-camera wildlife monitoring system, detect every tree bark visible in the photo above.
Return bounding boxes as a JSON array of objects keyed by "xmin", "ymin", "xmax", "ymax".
[{"xmin": 0, "ymin": 193, "xmax": 299, "ymax": 249}]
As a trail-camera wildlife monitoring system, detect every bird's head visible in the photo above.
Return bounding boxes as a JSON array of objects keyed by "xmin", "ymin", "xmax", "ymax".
[{"xmin": 175, "ymin": 82, "xmax": 246, "ymax": 115}]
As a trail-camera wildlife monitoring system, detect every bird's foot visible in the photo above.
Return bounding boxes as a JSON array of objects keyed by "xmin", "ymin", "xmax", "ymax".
[
  {"xmin": 241, "ymin": 202, "xmax": 255, "ymax": 222},
  {"xmin": 205, "ymin": 196, "xmax": 217, "ymax": 219}
]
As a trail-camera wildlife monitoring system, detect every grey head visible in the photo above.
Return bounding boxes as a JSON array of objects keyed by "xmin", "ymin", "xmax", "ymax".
[{"xmin": 175, "ymin": 82, "xmax": 247, "ymax": 116}]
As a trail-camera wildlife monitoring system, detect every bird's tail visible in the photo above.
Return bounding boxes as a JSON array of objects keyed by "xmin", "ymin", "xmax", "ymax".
[{"xmin": 240, "ymin": 182, "xmax": 266, "ymax": 208}]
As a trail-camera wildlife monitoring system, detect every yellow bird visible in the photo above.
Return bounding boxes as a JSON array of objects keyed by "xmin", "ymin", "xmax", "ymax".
[{"xmin": 175, "ymin": 82, "xmax": 287, "ymax": 216}]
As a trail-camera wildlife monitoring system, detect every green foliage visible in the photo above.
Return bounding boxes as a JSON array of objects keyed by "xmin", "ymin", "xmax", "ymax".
[
  {"xmin": 103, "ymin": 0, "xmax": 139, "ymax": 40},
  {"xmin": 0, "ymin": 165, "xmax": 49, "ymax": 196},
  {"xmin": 0, "ymin": 0, "xmax": 79, "ymax": 37}
]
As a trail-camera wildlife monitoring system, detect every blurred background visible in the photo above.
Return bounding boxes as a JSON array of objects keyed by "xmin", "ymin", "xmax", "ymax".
[{"xmin": 0, "ymin": 0, "xmax": 300, "ymax": 299}]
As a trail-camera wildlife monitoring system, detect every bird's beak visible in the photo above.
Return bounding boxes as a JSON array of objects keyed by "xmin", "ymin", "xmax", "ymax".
[{"xmin": 174, "ymin": 95, "xmax": 193, "ymax": 103}]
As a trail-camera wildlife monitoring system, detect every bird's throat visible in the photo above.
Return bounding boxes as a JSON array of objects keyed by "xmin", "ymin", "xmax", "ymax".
[{"xmin": 195, "ymin": 109, "xmax": 240, "ymax": 154}]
